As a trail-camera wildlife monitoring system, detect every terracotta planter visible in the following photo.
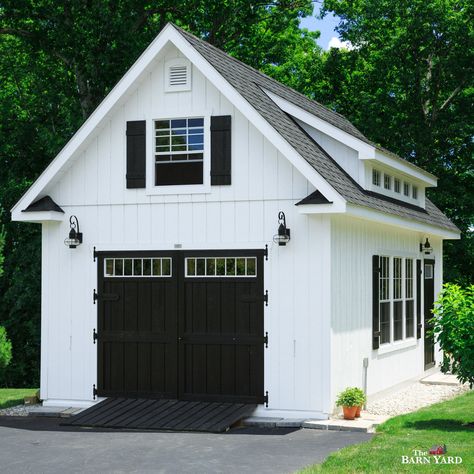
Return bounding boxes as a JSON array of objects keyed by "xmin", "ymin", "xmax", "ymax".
[
  {"xmin": 355, "ymin": 406, "xmax": 362, "ymax": 418},
  {"xmin": 342, "ymin": 406, "xmax": 358, "ymax": 420}
]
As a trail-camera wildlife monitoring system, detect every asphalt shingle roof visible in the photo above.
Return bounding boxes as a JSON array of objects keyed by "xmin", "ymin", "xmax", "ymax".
[{"xmin": 175, "ymin": 25, "xmax": 458, "ymax": 233}]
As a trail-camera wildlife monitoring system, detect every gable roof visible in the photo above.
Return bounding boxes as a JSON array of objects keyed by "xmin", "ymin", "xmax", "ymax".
[
  {"xmin": 12, "ymin": 23, "xmax": 457, "ymax": 234},
  {"xmin": 174, "ymin": 25, "xmax": 458, "ymax": 233}
]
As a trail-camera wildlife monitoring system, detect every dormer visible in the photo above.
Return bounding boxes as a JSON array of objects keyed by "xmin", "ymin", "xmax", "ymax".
[{"xmin": 263, "ymin": 88, "xmax": 437, "ymax": 209}]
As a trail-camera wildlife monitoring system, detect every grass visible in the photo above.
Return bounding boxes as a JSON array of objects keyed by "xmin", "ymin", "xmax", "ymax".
[
  {"xmin": 301, "ymin": 390, "xmax": 474, "ymax": 474},
  {"xmin": 0, "ymin": 388, "xmax": 38, "ymax": 410}
]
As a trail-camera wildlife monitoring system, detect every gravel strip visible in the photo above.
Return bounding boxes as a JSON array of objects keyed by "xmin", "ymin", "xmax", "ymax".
[
  {"xmin": 0, "ymin": 404, "xmax": 39, "ymax": 417},
  {"xmin": 367, "ymin": 382, "xmax": 470, "ymax": 416}
]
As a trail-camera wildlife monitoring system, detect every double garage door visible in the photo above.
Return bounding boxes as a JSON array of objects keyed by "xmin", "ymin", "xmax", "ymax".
[{"xmin": 96, "ymin": 250, "xmax": 265, "ymax": 404}]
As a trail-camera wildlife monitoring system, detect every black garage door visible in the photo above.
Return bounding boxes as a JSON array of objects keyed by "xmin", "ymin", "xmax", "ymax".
[{"xmin": 96, "ymin": 250, "xmax": 265, "ymax": 404}]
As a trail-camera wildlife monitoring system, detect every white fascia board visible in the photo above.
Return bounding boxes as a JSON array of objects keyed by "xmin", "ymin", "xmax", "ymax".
[
  {"xmin": 11, "ymin": 24, "xmax": 178, "ymax": 215},
  {"xmin": 12, "ymin": 24, "xmax": 345, "ymax": 214},
  {"xmin": 12, "ymin": 211, "xmax": 65, "ymax": 223},
  {"xmin": 296, "ymin": 202, "xmax": 346, "ymax": 214},
  {"xmin": 346, "ymin": 204, "xmax": 460, "ymax": 240},
  {"xmin": 373, "ymin": 151, "xmax": 437, "ymax": 186},
  {"xmin": 263, "ymin": 89, "xmax": 376, "ymax": 159}
]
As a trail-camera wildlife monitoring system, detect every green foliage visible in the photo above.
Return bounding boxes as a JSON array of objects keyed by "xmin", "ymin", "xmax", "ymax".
[
  {"xmin": 335, "ymin": 387, "xmax": 366, "ymax": 407},
  {"xmin": 432, "ymin": 283, "xmax": 474, "ymax": 387},
  {"xmin": 320, "ymin": 0, "xmax": 474, "ymax": 284},
  {"xmin": 0, "ymin": 227, "xmax": 5, "ymax": 277},
  {"xmin": 0, "ymin": 326, "xmax": 12, "ymax": 371}
]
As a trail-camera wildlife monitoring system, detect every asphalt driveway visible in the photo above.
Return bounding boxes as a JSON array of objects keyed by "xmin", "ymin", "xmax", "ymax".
[{"xmin": 0, "ymin": 417, "xmax": 371, "ymax": 474}]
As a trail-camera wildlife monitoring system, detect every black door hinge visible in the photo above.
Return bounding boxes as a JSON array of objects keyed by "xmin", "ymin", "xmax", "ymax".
[
  {"xmin": 93, "ymin": 246, "xmax": 98, "ymax": 262},
  {"xmin": 264, "ymin": 391, "xmax": 269, "ymax": 408},
  {"xmin": 93, "ymin": 290, "xmax": 119, "ymax": 304},
  {"xmin": 264, "ymin": 332, "xmax": 269, "ymax": 348},
  {"xmin": 93, "ymin": 328, "xmax": 98, "ymax": 344},
  {"xmin": 264, "ymin": 244, "xmax": 268, "ymax": 261},
  {"xmin": 93, "ymin": 384, "xmax": 97, "ymax": 400},
  {"xmin": 264, "ymin": 290, "xmax": 268, "ymax": 306}
]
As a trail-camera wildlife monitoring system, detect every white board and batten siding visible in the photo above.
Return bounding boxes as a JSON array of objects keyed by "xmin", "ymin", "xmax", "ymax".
[
  {"xmin": 330, "ymin": 215, "xmax": 443, "ymax": 405},
  {"xmin": 40, "ymin": 45, "xmax": 333, "ymax": 418}
]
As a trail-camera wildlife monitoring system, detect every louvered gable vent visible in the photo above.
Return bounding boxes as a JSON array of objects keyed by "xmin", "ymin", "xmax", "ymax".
[{"xmin": 165, "ymin": 59, "xmax": 191, "ymax": 92}]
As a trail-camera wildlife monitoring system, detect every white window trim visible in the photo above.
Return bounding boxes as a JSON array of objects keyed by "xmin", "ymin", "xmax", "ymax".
[
  {"xmin": 377, "ymin": 253, "xmax": 418, "ymax": 354},
  {"xmin": 369, "ymin": 165, "xmax": 424, "ymax": 207},
  {"xmin": 145, "ymin": 111, "xmax": 211, "ymax": 195},
  {"xmin": 185, "ymin": 256, "xmax": 258, "ymax": 278}
]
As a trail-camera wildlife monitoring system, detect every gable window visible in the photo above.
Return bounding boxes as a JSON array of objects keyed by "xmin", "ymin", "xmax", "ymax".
[
  {"xmin": 377, "ymin": 255, "xmax": 416, "ymax": 346},
  {"xmin": 155, "ymin": 118, "xmax": 204, "ymax": 186},
  {"xmin": 394, "ymin": 178, "xmax": 401, "ymax": 193},
  {"xmin": 384, "ymin": 174, "xmax": 392, "ymax": 190},
  {"xmin": 412, "ymin": 185, "xmax": 418, "ymax": 199},
  {"xmin": 403, "ymin": 182, "xmax": 410, "ymax": 197},
  {"xmin": 372, "ymin": 169, "xmax": 381, "ymax": 186}
]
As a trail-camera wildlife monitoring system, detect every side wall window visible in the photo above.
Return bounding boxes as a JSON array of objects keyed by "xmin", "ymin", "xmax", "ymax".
[{"xmin": 375, "ymin": 255, "xmax": 417, "ymax": 346}]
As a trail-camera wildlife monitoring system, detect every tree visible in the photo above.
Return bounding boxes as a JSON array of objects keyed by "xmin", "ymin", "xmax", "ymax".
[
  {"xmin": 0, "ymin": 326, "xmax": 12, "ymax": 372},
  {"xmin": 0, "ymin": 227, "xmax": 4, "ymax": 277},
  {"xmin": 320, "ymin": 0, "xmax": 474, "ymax": 284},
  {"xmin": 432, "ymin": 284, "xmax": 474, "ymax": 387}
]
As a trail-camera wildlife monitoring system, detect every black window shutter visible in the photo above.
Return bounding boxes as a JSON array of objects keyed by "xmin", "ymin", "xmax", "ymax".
[
  {"xmin": 126, "ymin": 120, "xmax": 146, "ymax": 188},
  {"xmin": 211, "ymin": 115, "xmax": 231, "ymax": 185},
  {"xmin": 416, "ymin": 259, "xmax": 422, "ymax": 339},
  {"xmin": 372, "ymin": 255, "xmax": 381, "ymax": 350}
]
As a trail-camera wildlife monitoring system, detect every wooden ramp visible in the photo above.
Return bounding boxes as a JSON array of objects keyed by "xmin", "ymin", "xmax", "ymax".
[{"xmin": 63, "ymin": 398, "xmax": 256, "ymax": 433}]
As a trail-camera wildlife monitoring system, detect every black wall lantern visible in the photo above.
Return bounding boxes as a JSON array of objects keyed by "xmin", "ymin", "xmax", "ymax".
[
  {"xmin": 419, "ymin": 237, "xmax": 433, "ymax": 255},
  {"xmin": 273, "ymin": 211, "xmax": 291, "ymax": 246},
  {"xmin": 64, "ymin": 215, "xmax": 83, "ymax": 248}
]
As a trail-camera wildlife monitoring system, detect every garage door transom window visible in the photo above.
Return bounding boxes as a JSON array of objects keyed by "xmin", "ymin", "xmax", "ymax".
[
  {"xmin": 185, "ymin": 257, "xmax": 256, "ymax": 277},
  {"xmin": 104, "ymin": 257, "xmax": 172, "ymax": 277}
]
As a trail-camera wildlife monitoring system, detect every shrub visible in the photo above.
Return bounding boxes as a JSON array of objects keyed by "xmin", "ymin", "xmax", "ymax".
[
  {"xmin": 0, "ymin": 326, "xmax": 12, "ymax": 370},
  {"xmin": 432, "ymin": 283, "xmax": 474, "ymax": 387},
  {"xmin": 336, "ymin": 387, "xmax": 366, "ymax": 407}
]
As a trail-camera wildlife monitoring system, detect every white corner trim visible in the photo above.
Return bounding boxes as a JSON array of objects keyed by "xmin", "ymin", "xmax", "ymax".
[
  {"xmin": 346, "ymin": 204, "xmax": 460, "ymax": 239},
  {"xmin": 263, "ymin": 89, "xmax": 376, "ymax": 159},
  {"xmin": 11, "ymin": 211, "xmax": 65, "ymax": 223},
  {"xmin": 11, "ymin": 24, "xmax": 346, "ymax": 214}
]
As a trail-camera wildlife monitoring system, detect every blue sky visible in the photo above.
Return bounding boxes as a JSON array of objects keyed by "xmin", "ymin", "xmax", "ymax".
[{"xmin": 299, "ymin": 6, "xmax": 341, "ymax": 50}]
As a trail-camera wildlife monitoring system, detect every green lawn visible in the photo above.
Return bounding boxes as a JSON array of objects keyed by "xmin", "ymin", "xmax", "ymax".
[
  {"xmin": 301, "ymin": 391, "xmax": 474, "ymax": 474},
  {"xmin": 0, "ymin": 388, "xmax": 38, "ymax": 410}
]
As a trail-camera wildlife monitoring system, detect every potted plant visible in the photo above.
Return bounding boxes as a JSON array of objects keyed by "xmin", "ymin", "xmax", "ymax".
[
  {"xmin": 336, "ymin": 387, "xmax": 366, "ymax": 420},
  {"xmin": 352, "ymin": 388, "xmax": 366, "ymax": 418}
]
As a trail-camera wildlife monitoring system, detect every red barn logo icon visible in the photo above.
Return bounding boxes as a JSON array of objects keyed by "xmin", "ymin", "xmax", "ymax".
[{"xmin": 429, "ymin": 445, "xmax": 447, "ymax": 455}]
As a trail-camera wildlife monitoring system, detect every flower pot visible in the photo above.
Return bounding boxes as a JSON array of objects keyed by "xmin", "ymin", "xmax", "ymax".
[
  {"xmin": 342, "ymin": 406, "xmax": 358, "ymax": 420},
  {"xmin": 355, "ymin": 406, "xmax": 362, "ymax": 418}
]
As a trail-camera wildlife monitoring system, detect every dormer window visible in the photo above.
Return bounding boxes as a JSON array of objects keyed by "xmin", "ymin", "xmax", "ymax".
[
  {"xmin": 372, "ymin": 169, "xmax": 381, "ymax": 186},
  {"xmin": 165, "ymin": 59, "xmax": 191, "ymax": 92},
  {"xmin": 394, "ymin": 178, "xmax": 401, "ymax": 193},
  {"xmin": 412, "ymin": 186, "xmax": 418, "ymax": 199},
  {"xmin": 384, "ymin": 174, "xmax": 392, "ymax": 190},
  {"xmin": 403, "ymin": 182, "xmax": 410, "ymax": 197}
]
